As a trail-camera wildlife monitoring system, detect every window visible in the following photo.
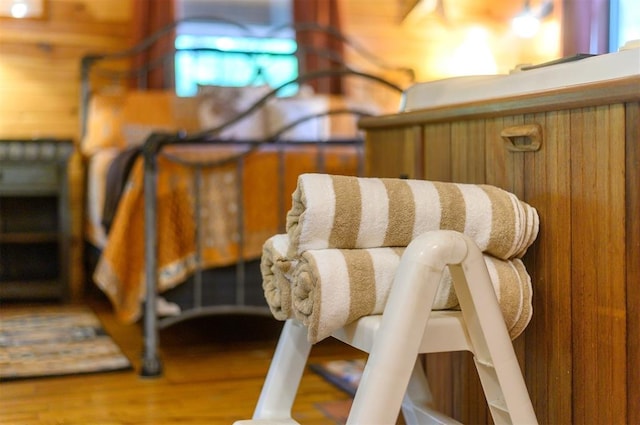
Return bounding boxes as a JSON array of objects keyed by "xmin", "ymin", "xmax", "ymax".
[
  {"xmin": 175, "ymin": 34, "xmax": 298, "ymax": 97},
  {"xmin": 609, "ymin": 0, "xmax": 640, "ymax": 51},
  {"xmin": 174, "ymin": 0, "xmax": 297, "ymax": 97}
]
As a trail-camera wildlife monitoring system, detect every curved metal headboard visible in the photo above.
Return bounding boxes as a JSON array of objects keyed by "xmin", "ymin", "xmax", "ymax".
[{"xmin": 79, "ymin": 16, "xmax": 414, "ymax": 141}]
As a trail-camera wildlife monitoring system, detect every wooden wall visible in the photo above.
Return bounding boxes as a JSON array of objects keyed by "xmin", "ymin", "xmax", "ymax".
[
  {"xmin": 340, "ymin": 0, "xmax": 561, "ymax": 82},
  {"xmin": 0, "ymin": 0, "xmax": 133, "ymax": 298},
  {"xmin": 0, "ymin": 0, "xmax": 560, "ymax": 299}
]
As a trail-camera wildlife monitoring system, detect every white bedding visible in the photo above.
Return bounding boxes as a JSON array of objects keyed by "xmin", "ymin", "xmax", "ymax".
[{"xmin": 85, "ymin": 148, "xmax": 121, "ymax": 249}]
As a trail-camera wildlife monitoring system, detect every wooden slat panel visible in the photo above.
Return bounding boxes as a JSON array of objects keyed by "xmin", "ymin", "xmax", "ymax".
[
  {"xmin": 518, "ymin": 110, "xmax": 573, "ymax": 424},
  {"xmin": 484, "ymin": 115, "xmax": 529, "ymax": 413},
  {"xmin": 450, "ymin": 119, "xmax": 485, "ymax": 184},
  {"xmin": 450, "ymin": 119, "xmax": 490, "ymax": 424},
  {"xmin": 570, "ymin": 105, "xmax": 627, "ymax": 424},
  {"xmin": 596, "ymin": 104, "xmax": 627, "ymax": 425},
  {"xmin": 364, "ymin": 127, "xmax": 421, "ymax": 179},
  {"xmin": 422, "ymin": 122, "xmax": 451, "ymax": 182},
  {"xmin": 626, "ymin": 101, "xmax": 640, "ymax": 425},
  {"xmin": 421, "ymin": 120, "xmax": 453, "ymax": 419},
  {"xmin": 424, "ymin": 352, "xmax": 455, "ymax": 416}
]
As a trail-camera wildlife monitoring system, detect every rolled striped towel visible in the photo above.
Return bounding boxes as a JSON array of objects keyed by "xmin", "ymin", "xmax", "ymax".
[
  {"xmin": 261, "ymin": 234, "xmax": 297, "ymax": 320},
  {"xmin": 290, "ymin": 247, "xmax": 532, "ymax": 343},
  {"xmin": 499, "ymin": 258, "xmax": 533, "ymax": 340},
  {"xmin": 285, "ymin": 174, "xmax": 539, "ymax": 260}
]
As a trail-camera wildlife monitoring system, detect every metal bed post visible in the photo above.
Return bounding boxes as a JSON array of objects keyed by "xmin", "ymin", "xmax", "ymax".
[
  {"xmin": 140, "ymin": 132, "xmax": 173, "ymax": 377},
  {"xmin": 192, "ymin": 165, "xmax": 204, "ymax": 310},
  {"xmin": 235, "ymin": 157, "xmax": 246, "ymax": 306}
]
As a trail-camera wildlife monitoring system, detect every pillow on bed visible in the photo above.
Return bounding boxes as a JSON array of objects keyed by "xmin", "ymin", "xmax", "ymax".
[
  {"xmin": 197, "ymin": 85, "xmax": 271, "ymax": 141},
  {"xmin": 265, "ymin": 95, "xmax": 330, "ymax": 141},
  {"xmin": 121, "ymin": 123, "xmax": 174, "ymax": 147},
  {"xmin": 82, "ymin": 91, "xmax": 202, "ymax": 155},
  {"xmin": 266, "ymin": 95, "xmax": 380, "ymax": 141},
  {"xmin": 120, "ymin": 91, "xmax": 200, "ymax": 146},
  {"xmin": 81, "ymin": 93, "xmax": 126, "ymax": 156}
]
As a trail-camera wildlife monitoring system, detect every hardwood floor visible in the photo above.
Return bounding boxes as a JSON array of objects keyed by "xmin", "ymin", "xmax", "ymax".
[{"xmin": 0, "ymin": 292, "xmax": 365, "ymax": 424}]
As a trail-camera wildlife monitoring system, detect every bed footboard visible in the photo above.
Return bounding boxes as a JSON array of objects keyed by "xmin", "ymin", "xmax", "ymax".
[{"xmin": 139, "ymin": 133, "xmax": 365, "ymax": 377}]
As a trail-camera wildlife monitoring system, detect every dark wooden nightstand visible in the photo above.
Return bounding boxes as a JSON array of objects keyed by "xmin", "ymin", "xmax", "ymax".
[{"xmin": 0, "ymin": 139, "xmax": 73, "ymax": 301}]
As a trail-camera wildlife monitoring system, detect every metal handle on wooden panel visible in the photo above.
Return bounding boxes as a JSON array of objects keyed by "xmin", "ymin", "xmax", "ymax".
[{"xmin": 501, "ymin": 124, "xmax": 542, "ymax": 152}]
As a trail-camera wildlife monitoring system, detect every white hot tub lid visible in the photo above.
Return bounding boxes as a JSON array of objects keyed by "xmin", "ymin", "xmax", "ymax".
[{"xmin": 402, "ymin": 46, "xmax": 640, "ymax": 112}]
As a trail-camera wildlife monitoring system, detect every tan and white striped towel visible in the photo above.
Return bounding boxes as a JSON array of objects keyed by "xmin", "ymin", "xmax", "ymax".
[
  {"xmin": 290, "ymin": 247, "xmax": 532, "ymax": 343},
  {"xmin": 261, "ymin": 234, "xmax": 297, "ymax": 320},
  {"xmin": 286, "ymin": 174, "xmax": 539, "ymax": 260}
]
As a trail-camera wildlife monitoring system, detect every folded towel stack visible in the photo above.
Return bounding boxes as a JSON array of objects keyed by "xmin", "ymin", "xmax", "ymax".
[{"xmin": 262, "ymin": 173, "xmax": 539, "ymax": 343}]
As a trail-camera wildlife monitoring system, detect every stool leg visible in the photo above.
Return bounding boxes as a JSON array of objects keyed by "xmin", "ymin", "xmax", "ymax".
[
  {"xmin": 252, "ymin": 319, "xmax": 312, "ymax": 420},
  {"xmin": 449, "ymin": 238, "xmax": 538, "ymax": 425}
]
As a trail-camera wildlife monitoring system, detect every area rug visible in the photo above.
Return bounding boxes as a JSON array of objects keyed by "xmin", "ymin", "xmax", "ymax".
[
  {"xmin": 310, "ymin": 359, "xmax": 364, "ymax": 423},
  {"xmin": 0, "ymin": 305, "xmax": 132, "ymax": 381},
  {"xmin": 310, "ymin": 358, "xmax": 365, "ymax": 396},
  {"xmin": 315, "ymin": 399, "xmax": 353, "ymax": 424}
]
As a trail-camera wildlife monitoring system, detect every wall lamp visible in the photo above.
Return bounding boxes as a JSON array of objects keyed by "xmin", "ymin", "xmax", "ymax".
[
  {"xmin": 0, "ymin": 0, "xmax": 45, "ymax": 19},
  {"xmin": 511, "ymin": 0, "xmax": 554, "ymax": 38}
]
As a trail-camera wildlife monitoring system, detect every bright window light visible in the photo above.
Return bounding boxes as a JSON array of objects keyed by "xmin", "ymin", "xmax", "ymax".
[
  {"xmin": 175, "ymin": 34, "xmax": 298, "ymax": 97},
  {"xmin": 610, "ymin": 0, "xmax": 640, "ymax": 51}
]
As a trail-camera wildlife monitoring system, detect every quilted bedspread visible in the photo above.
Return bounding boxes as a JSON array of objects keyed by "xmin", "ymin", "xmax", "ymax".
[{"xmin": 93, "ymin": 143, "xmax": 360, "ymax": 323}]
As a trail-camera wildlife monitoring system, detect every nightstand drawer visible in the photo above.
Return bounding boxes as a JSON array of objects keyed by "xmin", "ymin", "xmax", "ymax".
[{"xmin": 0, "ymin": 165, "xmax": 58, "ymax": 191}]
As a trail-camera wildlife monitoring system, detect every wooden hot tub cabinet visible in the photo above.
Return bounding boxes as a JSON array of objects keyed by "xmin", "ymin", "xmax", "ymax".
[{"xmin": 359, "ymin": 75, "xmax": 640, "ymax": 425}]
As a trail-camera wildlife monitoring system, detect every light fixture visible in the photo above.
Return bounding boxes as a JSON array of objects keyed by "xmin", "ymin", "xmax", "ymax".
[
  {"xmin": 448, "ymin": 26, "xmax": 497, "ymax": 76},
  {"xmin": 511, "ymin": 0, "xmax": 554, "ymax": 38},
  {"xmin": 0, "ymin": 0, "xmax": 45, "ymax": 19}
]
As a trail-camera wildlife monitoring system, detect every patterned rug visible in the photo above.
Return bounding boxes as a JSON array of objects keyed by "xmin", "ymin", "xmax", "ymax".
[
  {"xmin": 310, "ymin": 358, "xmax": 365, "ymax": 396},
  {"xmin": 0, "ymin": 305, "xmax": 132, "ymax": 381},
  {"xmin": 310, "ymin": 359, "xmax": 365, "ymax": 423}
]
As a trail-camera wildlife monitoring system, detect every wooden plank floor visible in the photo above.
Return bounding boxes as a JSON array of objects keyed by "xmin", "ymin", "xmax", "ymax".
[{"xmin": 0, "ymin": 293, "xmax": 366, "ymax": 424}]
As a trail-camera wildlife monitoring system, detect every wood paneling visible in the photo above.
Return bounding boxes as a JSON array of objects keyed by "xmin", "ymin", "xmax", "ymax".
[
  {"xmin": 0, "ymin": 0, "xmax": 132, "ymax": 140},
  {"xmin": 341, "ymin": 0, "xmax": 561, "ymax": 82},
  {"xmin": 626, "ymin": 101, "xmax": 640, "ymax": 425},
  {"xmin": 364, "ymin": 126, "xmax": 422, "ymax": 179},
  {"xmin": 516, "ymin": 109, "xmax": 573, "ymax": 424},
  {"xmin": 569, "ymin": 104, "xmax": 627, "ymax": 425}
]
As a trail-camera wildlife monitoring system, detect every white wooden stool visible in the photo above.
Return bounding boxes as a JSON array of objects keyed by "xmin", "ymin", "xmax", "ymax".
[{"xmin": 234, "ymin": 230, "xmax": 538, "ymax": 425}]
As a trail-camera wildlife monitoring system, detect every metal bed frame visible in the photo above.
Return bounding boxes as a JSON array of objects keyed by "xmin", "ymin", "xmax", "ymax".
[{"xmin": 79, "ymin": 16, "xmax": 413, "ymax": 377}]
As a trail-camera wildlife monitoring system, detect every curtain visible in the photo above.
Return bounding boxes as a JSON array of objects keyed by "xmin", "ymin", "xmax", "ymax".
[
  {"xmin": 132, "ymin": 0, "xmax": 175, "ymax": 89},
  {"xmin": 292, "ymin": 0, "xmax": 344, "ymax": 94},
  {"xmin": 562, "ymin": 0, "xmax": 609, "ymax": 55}
]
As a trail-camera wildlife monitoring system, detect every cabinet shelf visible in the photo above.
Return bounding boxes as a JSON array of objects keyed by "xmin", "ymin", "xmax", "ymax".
[
  {"xmin": 0, "ymin": 139, "xmax": 72, "ymax": 301},
  {"xmin": 0, "ymin": 279, "xmax": 63, "ymax": 299},
  {"xmin": 0, "ymin": 232, "xmax": 59, "ymax": 243}
]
